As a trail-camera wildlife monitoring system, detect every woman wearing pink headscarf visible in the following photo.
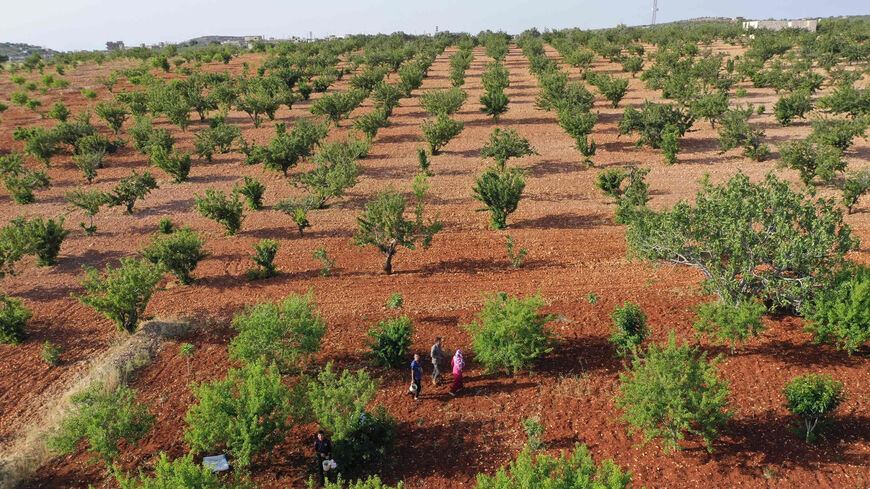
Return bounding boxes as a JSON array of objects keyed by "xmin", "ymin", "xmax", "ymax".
[{"xmin": 450, "ymin": 349, "xmax": 464, "ymax": 397}]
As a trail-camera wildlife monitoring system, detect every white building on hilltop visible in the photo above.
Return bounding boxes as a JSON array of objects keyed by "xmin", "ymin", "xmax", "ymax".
[{"xmin": 742, "ymin": 19, "xmax": 819, "ymax": 32}]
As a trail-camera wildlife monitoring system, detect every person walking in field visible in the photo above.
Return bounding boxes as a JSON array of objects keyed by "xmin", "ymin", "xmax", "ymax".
[
  {"xmin": 430, "ymin": 337, "xmax": 444, "ymax": 385},
  {"xmin": 410, "ymin": 353, "xmax": 423, "ymax": 401},
  {"xmin": 450, "ymin": 349, "xmax": 465, "ymax": 397}
]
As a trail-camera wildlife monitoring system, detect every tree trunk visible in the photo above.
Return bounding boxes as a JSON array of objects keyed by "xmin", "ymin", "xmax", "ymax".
[{"xmin": 383, "ymin": 251, "xmax": 395, "ymax": 274}]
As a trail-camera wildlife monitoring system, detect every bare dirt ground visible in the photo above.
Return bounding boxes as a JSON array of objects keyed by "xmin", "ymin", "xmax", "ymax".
[{"xmin": 1, "ymin": 42, "xmax": 869, "ymax": 488}]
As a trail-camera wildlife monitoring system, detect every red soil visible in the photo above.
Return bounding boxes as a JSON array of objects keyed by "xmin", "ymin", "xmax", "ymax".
[{"xmin": 1, "ymin": 42, "xmax": 868, "ymax": 489}]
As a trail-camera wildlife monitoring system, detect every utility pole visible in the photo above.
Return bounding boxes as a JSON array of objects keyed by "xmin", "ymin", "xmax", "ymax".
[{"xmin": 651, "ymin": 0, "xmax": 658, "ymax": 25}]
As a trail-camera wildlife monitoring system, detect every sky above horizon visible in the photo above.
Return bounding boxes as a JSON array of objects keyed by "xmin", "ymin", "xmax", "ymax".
[{"xmin": 2, "ymin": 0, "xmax": 868, "ymax": 52}]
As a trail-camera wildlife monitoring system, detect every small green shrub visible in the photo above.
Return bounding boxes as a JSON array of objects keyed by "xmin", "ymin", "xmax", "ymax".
[
  {"xmin": 417, "ymin": 148, "xmax": 431, "ymax": 175},
  {"xmin": 609, "ymin": 302, "xmax": 649, "ymax": 357},
  {"xmin": 310, "ymin": 89, "xmax": 367, "ymax": 126},
  {"xmin": 804, "ymin": 264, "xmax": 870, "ymax": 354},
  {"xmin": 107, "ymin": 170, "xmax": 158, "ymax": 213},
  {"xmin": 95, "ymin": 101, "xmax": 129, "ymax": 134},
  {"xmin": 72, "ymin": 151, "xmax": 103, "ymax": 183},
  {"xmin": 65, "ymin": 189, "xmax": 107, "ymax": 235},
  {"xmin": 74, "ymin": 258, "xmax": 163, "ymax": 333},
  {"xmin": 3, "ymin": 167, "xmax": 50, "ymax": 204},
  {"xmin": 47, "ymin": 383, "xmax": 154, "ymax": 467},
  {"xmin": 693, "ymin": 301, "xmax": 766, "ymax": 353},
  {"xmin": 841, "ymin": 169, "xmax": 870, "ymax": 214},
  {"xmin": 248, "ymin": 239, "xmax": 279, "ymax": 280},
  {"xmin": 0, "ymin": 295, "xmax": 32, "ymax": 344},
  {"xmin": 783, "ymin": 374, "xmax": 846, "ymax": 442},
  {"xmin": 115, "ymin": 452, "xmax": 248, "ymax": 489},
  {"xmin": 185, "ymin": 360, "xmax": 295, "ymax": 468},
  {"xmin": 616, "ymin": 332, "xmax": 732, "ymax": 453},
  {"xmin": 234, "ymin": 176, "xmax": 265, "ymax": 210},
  {"xmin": 480, "ymin": 128, "xmax": 537, "ymax": 171},
  {"xmin": 475, "ymin": 444, "xmax": 631, "ymax": 489},
  {"xmin": 386, "ymin": 293, "xmax": 403, "ymax": 310},
  {"xmin": 179, "ymin": 343, "xmax": 194, "ymax": 377},
  {"xmin": 419, "ymin": 87, "xmax": 467, "ymax": 116},
  {"xmin": 194, "ymin": 188, "xmax": 244, "ymax": 235},
  {"xmin": 366, "ymin": 316, "xmax": 414, "ymax": 369},
  {"xmin": 47, "ymin": 100, "xmax": 70, "ymax": 121},
  {"xmin": 463, "ymin": 292, "xmax": 559, "ymax": 374},
  {"xmin": 139, "ymin": 227, "xmax": 208, "ymax": 285},
  {"xmin": 774, "ymin": 90, "xmax": 812, "ymax": 126},
  {"xmin": 314, "ymin": 247, "xmax": 335, "ymax": 277},
  {"xmin": 354, "ymin": 108, "xmax": 390, "ymax": 140},
  {"xmin": 41, "ymin": 340, "xmax": 62, "ymax": 366},
  {"xmin": 472, "ymin": 166, "xmax": 526, "ymax": 229},
  {"xmin": 505, "ymin": 235, "xmax": 527, "ymax": 268},
  {"xmin": 421, "ymin": 114, "xmax": 464, "ymax": 155},
  {"xmin": 157, "ymin": 218, "xmax": 174, "ymax": 234},
  {"xmin": 520, "ymin": 416, "xmax": 545, "ymax": 450},
  {"xmin": 778, "ymin": 139, "xmax": 845, "ymax": 186},
  {"xmin": 480, "ymin": 89, "xmax": 509, "ymax": 121},
  {"xmin": 229, "ymin": 292, "xmax": 326, "ymax": 372},
  {"xmin": 149, "ymin": 146, "xmax": 191, "ymax": 183}
]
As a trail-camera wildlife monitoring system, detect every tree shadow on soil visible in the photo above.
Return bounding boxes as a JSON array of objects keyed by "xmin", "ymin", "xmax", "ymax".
[
  {"xmin": 526, "ymin": 159, "xmax": 582, "ymax": 177},
  {"xmin": 710, "ymin": 412, "xmax": 870, "ymax": 476},
  {"xmin": 743, "ymin": 338, "xmax": 866, "ymax": 368},
  {"xmin": 511, "ymin": 212, "xmax": 611, "ymax": 230},
  {"xmin": 412, "ymin": 256, "xmax": 558, "ymax": 276},
  {"xmin": 536, "ymin": 335, "xmax": 623, "ymax": 377}
]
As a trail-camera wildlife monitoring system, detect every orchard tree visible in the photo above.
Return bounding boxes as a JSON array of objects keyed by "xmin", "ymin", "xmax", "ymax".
[
  {"xmin": 804, "ymin": 264, "xmax": 870, "ymax": 354},
  {"xmin": 472, "ymin": 166, "xmax": 526, "ymax": 229},
  {"xmin": 476, "ymin": 445, "xmax": 631, "ymax": 489},
  {"xmin": 193, "ymin": 188, "xmax": 244, "ymax": 235},
  {"xmin": 480, "ymin": 128, "xmax": 537, "ymax": 171},
  {"xmin": 419, "ymin": 88, "xmax": 467, "ymax": 116},
  {"xmin": 74, "ymin": 257, "xmax": 163, "ymax": 333},
  {"xmin": 310, "ymin": 89, "xmax": 367, "ymax": 126},
  {"xmin": 617, "ymin": 332, "xmax": 732, "ymax": 453},
  {"xmin": 783, "ymin": 374, "xmax": 846, "ymax": 442},
  {"xmin": 248, "ymin": 120, "xmax": 328, "ymax": 176},
  {"xmin": 421, "ymin": 114, "xmax": 464, "ymax": 155},
  {"xmin": 139, "ymin": 227, "xmax": 209, "ymax": 285},
  {"xmin": 353, "ymin": 174, "xmax": 443, "ymax": 274},
  {"xmin": 778, "ymin": 139, "xmax": 845, "ymax": 186},
  {"xmin": 65, "ymin": 189, "xmax": 107, "ymax": 235},
  {"xmin": 480, "ymin": 89, "xmax": 509, "ymax": 122},
  {"xmin": 623, "ymin": 172, "xmax": 856, "ymax": 310},
  {"xmin": 107, "ymin": 170, "xmax": 158, "ymax": 213}
]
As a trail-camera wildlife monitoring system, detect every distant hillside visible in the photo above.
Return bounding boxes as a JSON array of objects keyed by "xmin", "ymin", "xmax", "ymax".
[{"xmin": 0, "ymin": 42, "xmax": 57, "ymax": 62}]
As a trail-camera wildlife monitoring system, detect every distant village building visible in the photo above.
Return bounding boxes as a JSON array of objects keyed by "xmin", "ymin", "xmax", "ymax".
[
  {"xmin": 742, "ymin": 19, "xmax": 819, "ymax": 32},
  {"xmin": 106, "ymin": 41, "xmax": 125, "ymax": 51}
]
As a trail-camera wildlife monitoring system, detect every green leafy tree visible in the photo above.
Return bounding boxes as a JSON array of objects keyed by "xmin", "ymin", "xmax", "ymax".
[
  {"xmin": 229, "ymin": 292, "xmax": 326, "ymax": 372},
  {"xmin": 41, "ymin": 340, "xmax": 62, "ymax": 366},
  {"xmin": 372, "ymin": 82, "xmax": 403, "ymax": 115},
  {"xmin": 65, "ymin": 189, "xmax": 108, "ymax": 235},
  {"xmin": 3, "ymin": 167, "xmax": 50, "ymax": 204},
  {"xmin": 618, "ymin": 101, "xmax": 693, "ymax": 149},
  {"xmin": 557, "ymin": 108, "xmax": 597, "ymax": 162},
  {"xmin": 419, "ymin": 88, "xmax": 467, "ymax": 116},
  {"xmin": 690, "ymin": 92, "xmax": 729, "ymax": 128},
  {"xmin": 810, "ymin": 117, "xmax": 868, "ymax": 152},
  {"xmin": 778, "ymin": 139, "xmax": 845, "ymax": 186},
  {"xmin": 47, "ymin": 383, "xmax": 154, "ymax": 467},
  {"xmin": 716, "ymin": 106, "xmax": 769, "ymax": 161},
  {"xmin": 247, "ymin": 239, "xmax": 279, "ymax": 280},
  {"xmin": 472, "ymin": 166, "xmax": 526, "ymax": 229},
  {"xmin": 609, "ymin": 302, "xmax": 649, "ymax": 357},
  {"xmin": 139, "ymin": 227, "xmax": 209, "ymax": 285},
  {"xmin": 660, "ymin": 124, "xmax": 680, "ymax": 165},
  {"xmin": 621, "ymin": 56, "xmax": 644, "ymax": 77},
  {"xmin": 421, "ymin": 114, "xmax": 464, "ymax": 155},
  {"xmin": 480, "ymin": 89, "xmax": 510, "ymax": 122},
  {"xmin": 482, "ymin": 62, "xmax": 510, "ymax": 93},
  {"xmin": 301, "ymin": 363, "xmax": 395, "ymax": 473},
  {"xmin": 11, "ymin": 216, "xmax": 69, "ymax": 266},
  {"xmin": 250, "ymin": 120, "xmax": 328, "ymax": 176},
  {"xmin": 295, "ymin": 139, "xmax": 366, "ymax": 208},
  {"xmin": 235, "ymin": 77, "xmax": 283, "ymax": 127},
  {"xmin": 804, "ymin": 264, "xmax": 870, "ymax": 354},
  {"xmin": 233, "ymin": 176, "xmax": 265, "ymax": 210},
  {"xmin": 783, "ymin": 374, "xmax": 846, "ymax": 442},
  {"xmin": 107, "ymin": 170, "xmax": 158, "ymax": 213},
  {"xmin": 398, "ymin": 62, "xmax": 425, "ymax": 96},
  {"xmin": 841, "ymin": 169, "xmax": 870, "ymax": 214},
  {"xmin": 616, "ymin": 332, "xmax": 733, "ymax": 453},
  {"xmin": 354, "ymin": 108, "xmax": 390, "ymax": 141},
  {"xmin": 74, "ymin": 257, "xmax": 163, "ymax": 333},
  {"xmin": 693, "ymin": 301, "xmax": 767, "ymax": 353},
  {"xmin": 366, "ymin": 316, "xmax": 414, "ymax": 368},
  {"xmin": 774, "ymin": 90, "xmax": 813, "ymax": 126},
  {"xmin": 480, "ymin": 128, "xmax": 537, "ymax": 171},
  {"xmin": 47, "ymin": 100, "xmax": 70, "ymax": 121},
  {"xmin": 150, "ymin": 146, "xmax": 192, "ymax": 183},
  {"xmin": 0, "ymin": 295, "xmax": 33, "ymax": 345},
  {"xmin": 353, "ymin": 174, "xmax": 443, "ymax": 274},
  {"xmin": 310, "ymin": 89, "xmax": 367, "ymax": 126},
  {"xmin": 475, "ymin": 444, "xmax": 632, "ymax": 489},
  {"xmin": 592, "ymin": 74, "xmax": 629, "ymax": 107},
  {"xmin": 185, "ymin": 360, "xmax": 295, "ymax": 468},
  {"xmin": 95, "ymin": 101, "xmax": 129, "ymax": 134},
  {"xmin": 622, "ymin": 172, "xmax": 855, "ymax": 309},
  {"xmin": 193, "ymin": 120, "xmax": 242, "ymax": 161},
  {"xmin": 463, "ymin": 292, "xmax": 559, "ymax": 374},
  {"xmin": 194, "ymin": 188, "xmax": 244, "ymax": 235},
  {"xmin": 73, "ymin": 151, "xmax": 103, "ymax": 183}
]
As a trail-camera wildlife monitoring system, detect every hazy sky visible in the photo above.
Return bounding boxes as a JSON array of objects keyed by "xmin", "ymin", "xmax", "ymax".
[{"xmin": 2, "ymin": 0, "xmax": 867, "ymax": 51}]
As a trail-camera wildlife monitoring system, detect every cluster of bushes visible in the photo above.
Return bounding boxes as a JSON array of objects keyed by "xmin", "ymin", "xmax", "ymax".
[{"xmin": 473, "ymin": 128, "xmax": 535, "ymax": 228}]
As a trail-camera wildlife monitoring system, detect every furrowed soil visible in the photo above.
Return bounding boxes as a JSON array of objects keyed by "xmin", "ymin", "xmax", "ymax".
[{"xmin": 1, "ymin": 43, "xmax": 868, "ymax": 489}]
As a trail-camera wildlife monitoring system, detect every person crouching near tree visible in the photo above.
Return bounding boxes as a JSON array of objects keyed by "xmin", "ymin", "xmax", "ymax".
[
  {"xmin": 450, "ymin": 349, "xmax": 465, "ymax": 397},
  {"xmin": 314, "ymin": 430, "xmax": 332, "ymax": 484}
]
